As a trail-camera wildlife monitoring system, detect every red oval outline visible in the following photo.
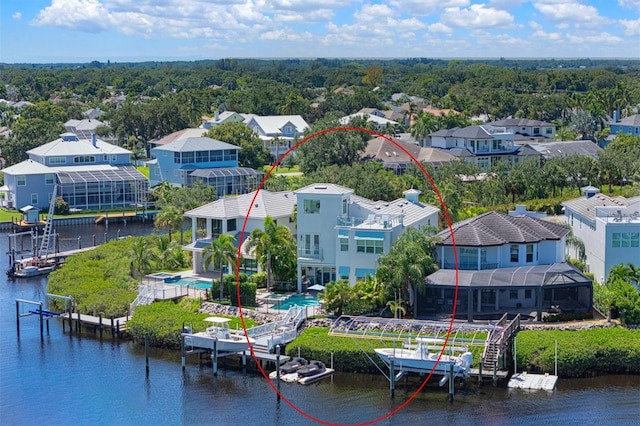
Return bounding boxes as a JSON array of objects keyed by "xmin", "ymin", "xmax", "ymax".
[{"xmin": 234, "ymin": 126, "xmax": 459, "ymax": 425}]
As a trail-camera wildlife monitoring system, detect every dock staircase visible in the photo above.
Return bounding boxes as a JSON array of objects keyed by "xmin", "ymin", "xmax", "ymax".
[
  {"xmin": 38, "ymin": 184, "xmax": 57, "ymax": 260},
  {"xmin": 481, "ymin": 313, "xmax": 520, "ymax": 373},
  {"xmin": 248, "ymin": 305, "xmax": 307, "ymax": 354}
]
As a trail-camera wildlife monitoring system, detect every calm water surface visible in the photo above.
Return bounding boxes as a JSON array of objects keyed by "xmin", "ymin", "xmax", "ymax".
[{"xmin": 1, "ymin": 225, "xmax": 638, "ymax": 425}]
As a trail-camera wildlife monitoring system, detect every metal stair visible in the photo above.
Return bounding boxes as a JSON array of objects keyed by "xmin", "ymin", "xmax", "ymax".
[{"xmin": 38, "ymin": 184, "xmax": 57, "ymax": 259}]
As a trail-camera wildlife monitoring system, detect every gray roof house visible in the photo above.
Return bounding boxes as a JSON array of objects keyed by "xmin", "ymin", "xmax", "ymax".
[
  {"xmin": 423, "ymin": 212, "xmax": 593, "ymax": 321},
  {"xmin": 1, "ymin": 133, "xmax": 147, "ymax": 210}
]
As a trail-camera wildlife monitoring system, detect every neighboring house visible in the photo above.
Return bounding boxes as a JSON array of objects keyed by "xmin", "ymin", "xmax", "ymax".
[
  {"xmin": 424, "ymin": 211, "xmax": 592, "ymax": 321},
  {"xmin": 148, "ymin": 136, "xmax": 263, "ymax": 196},
  {"xmin": 608, "ymin": 113, "xmax": 640, "ymax": 137},
  {"xmin": 84, "ymin": 108, "xmax": 104, "ymax": 120},
  {"xmin": 427, "ymin": 125, "xmax": 519, "ymax": 169},
  {"xmin": 357, "ymin": 107, "xmax": 406, "ymax": 125},
  {"xmin": 295, "ymin": 184, "xmax": 439, "ymax": 290},
  {"xmin": 0, "ymin": 133, "xmax": 147, "ymax": 210},
  {"xmin": 487, "ymin": 118, "xmax": 556, "ymax": 141},
  {"xmin": 245, "ymin": 115, "xmax": 309, "ymax": 160},
  {"xmin": 183, "ymin": 189, "xmax": 297, "ymax": 274},
  {"xmin": 201, "ymin": 111, "xmax": 246, "ymax": 129},
  {"xmin": 339, "ymin": 112, "xmax": 399, "ymax": 131},
  {"xmin": 524, "ymin": 140, "xmax": 602, "ymax": 161},
  {"xmin": 562, "ymin": 186, "xmax": 640, "ymax": 284},
  {"xmin": 361, "ymin": 136, "xmax": 456, "ymax": 174},
  {"xmin": 64, "ymin": 118, "xmax": 106, "ymax": 140},
  {"xmin": 148, "ymin": 128, "xmax": 206, "ymax": 152}
]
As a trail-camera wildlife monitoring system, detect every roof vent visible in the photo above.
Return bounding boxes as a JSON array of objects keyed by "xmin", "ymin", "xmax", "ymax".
[{"xmin": 314, "ymin": 185, "xmax": 327, "ymax": 190}]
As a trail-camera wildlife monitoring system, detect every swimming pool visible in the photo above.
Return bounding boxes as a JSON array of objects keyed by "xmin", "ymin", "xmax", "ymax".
[
  {"xmin": 271, "ymin": 294, "xmax": 321, "ymax": 310},
  {"xmin": 166, "ymin": 277, "xmax": 212, "ymax": 290}
]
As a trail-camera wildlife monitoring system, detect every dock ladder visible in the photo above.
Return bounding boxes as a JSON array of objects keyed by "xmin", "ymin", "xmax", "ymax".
[{"xmin": 38, "ymin": 184, "xmax": 58, "ymax": 259}]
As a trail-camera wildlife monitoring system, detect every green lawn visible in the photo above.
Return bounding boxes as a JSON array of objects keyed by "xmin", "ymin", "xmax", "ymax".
[
  {"xmin": 136, "ymin": 165, "xmax": 150, "ymax": 178},
  {"xmin": 261, "ymin": 164, "xmax": 300, "ymax": 174}
]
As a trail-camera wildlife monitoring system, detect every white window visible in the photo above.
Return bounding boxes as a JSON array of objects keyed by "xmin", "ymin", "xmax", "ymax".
[
  {"xmin": 45, "ymin": 174, "xmax": 55, "ymax": 185},
  {"xmin": 17, "ymin": 175, "xmax": 26, "ymax": 186},
  {"xmin": 339, "ymin": 236, "xmax": 348, "ymax": 252},
  {"xmin": 49, "ymin": 156, "xmax": 66, "ymax": 165},
  {"xmin": 510, "ymin": 244, "xmax": 519, "ymax": 263},
  {"xmin": 526, "ymin": 244, "xmax": 534, "ymax": 263},
  {"xmin": 111, "ymin": 155, "xmax": 117, "ymax": 162},
  {"xmin": 31, "ymin": 193, "xmax": 38, "ymax": 204},
  {"xmin": 356, "ymin": 239, "xmax": 383, "ymax": 254},
  {"xmin": 613, "ymin": 232, "xmax": 640, "ymax": 248}
]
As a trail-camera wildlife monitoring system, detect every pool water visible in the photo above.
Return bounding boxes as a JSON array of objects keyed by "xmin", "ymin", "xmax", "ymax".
[
  {"xmin": 271, "ymin": 294, "xmax": 321, "ymax": 310},
  {"xmin": 167, "ymin": 277, "xmax": 212, "ymax": 290}
]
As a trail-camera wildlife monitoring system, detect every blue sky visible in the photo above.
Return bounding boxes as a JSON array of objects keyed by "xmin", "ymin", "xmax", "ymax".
[{"xmin": 1, "ymin": 0, "xmax": 638, "ymax": 63}]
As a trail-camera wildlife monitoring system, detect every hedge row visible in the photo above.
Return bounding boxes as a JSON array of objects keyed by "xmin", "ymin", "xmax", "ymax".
[
  {"xmin": 515, "ymin": 327, "xmax": 640, "ymax": 377},
  {"xmin": 127, "ymin": 299, "xmax": 257, "ymax": 349}
]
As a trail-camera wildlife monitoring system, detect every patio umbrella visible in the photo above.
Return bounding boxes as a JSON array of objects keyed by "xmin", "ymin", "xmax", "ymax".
[{"xmin": 308, "ymin": 284, "xmax": 326, "ymax": 291}]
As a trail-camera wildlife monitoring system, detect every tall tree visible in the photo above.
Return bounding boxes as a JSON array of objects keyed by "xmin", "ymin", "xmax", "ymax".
[
  {"xmin": 245, "ymin": 216, "xmax": 296, "ymax": 292},
  {"xmin": 154, "ymin": 205, "xmax": 184, "ymax": 242},
  {"xmin": 203, "ymin": 234, "xmax": 237, "ymax": 300},
  {"xmin": 206, "ymin": 122, "xmax": 270, "ymax": 169}
]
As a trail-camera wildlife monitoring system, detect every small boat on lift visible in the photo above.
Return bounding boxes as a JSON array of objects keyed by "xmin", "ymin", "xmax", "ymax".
[
  {"xmin": 7, "ymin": 258, "xmax": 57, "ymax": 279},
  {"xmin": 374, "ymin": 337, "xmax": 473, "ymax": 378},
  {"xmin": 269, "ymin": 358, "xmax": 335, "ymax": 384}
]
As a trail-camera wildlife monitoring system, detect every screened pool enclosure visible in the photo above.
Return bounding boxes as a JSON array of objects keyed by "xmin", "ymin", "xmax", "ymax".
[{"xmin": 56, "ymin": 166, "xmax": 148, "ymax": 209}]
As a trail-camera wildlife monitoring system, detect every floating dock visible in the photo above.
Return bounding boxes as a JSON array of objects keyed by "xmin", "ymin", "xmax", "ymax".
[{"xmin": 508, "ymin": 372, "xmax": 558, "ymax": 390}]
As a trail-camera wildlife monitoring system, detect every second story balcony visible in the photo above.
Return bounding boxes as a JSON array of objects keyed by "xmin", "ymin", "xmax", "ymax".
[{"xmin": 298, "ymin": 246, "xmax": 323, "ymax": 260}]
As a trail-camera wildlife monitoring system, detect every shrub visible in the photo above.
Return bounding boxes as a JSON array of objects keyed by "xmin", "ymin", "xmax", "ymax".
[
  {"xmin": 54, "ymin": 197, "xmax": 70, "ymax": 215},
  {"xmin": 251, "ymin": 271, "xmax": 267, "ymax": 288}
]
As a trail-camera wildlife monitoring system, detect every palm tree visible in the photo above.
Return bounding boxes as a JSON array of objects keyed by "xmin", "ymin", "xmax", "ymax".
[
  {"xmin": 386, "ymin": 299, "xmax": 406, "ymax": 319},
  {"xmin": 203, "ymin": 234, "xmax": 237, "ymax": 300},
  {"xmin": 153, "ymin": 235, "xmax": 181, "ymax": 270},
  {"xmin": 245, "ymin": 216, "xmax": 295, "ymax": 292},
  {"xmin": 129, "ymin": 238, "xmax": 154, "ymax": 278},
  {"xmin": 410, "ymin": 111, "xmax": 439, "ymax": 145},
  {"xmin": 154, "ymin": 205, "xmax": 184, "ymax": 242}
]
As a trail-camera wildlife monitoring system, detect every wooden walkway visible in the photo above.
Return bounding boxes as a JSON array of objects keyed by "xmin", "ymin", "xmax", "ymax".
[{"xmin": 59, "ymin": 312, "xmax": 129, "ymax": 337}]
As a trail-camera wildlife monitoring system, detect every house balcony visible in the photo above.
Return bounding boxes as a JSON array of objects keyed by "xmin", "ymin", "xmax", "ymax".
[
  {"xmin": 298, "ymin": 246, "xmax": 323, "ymax": 260},
  {"xmin": 442, "ymin": 262, "xmax": 499, "ymax": 270},
  {"xmin": 336, "ymin": 213, "xmax": 401, "ymax": 230}
]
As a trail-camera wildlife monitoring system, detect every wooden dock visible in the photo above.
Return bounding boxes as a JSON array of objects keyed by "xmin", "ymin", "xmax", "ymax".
[
  {"xmin": 508, "ymin": 372, "xmax": 558, "ymax": 390},
  {"xmin": 59, "ymin": 312, "xmax": 129, "ymax": 337}
]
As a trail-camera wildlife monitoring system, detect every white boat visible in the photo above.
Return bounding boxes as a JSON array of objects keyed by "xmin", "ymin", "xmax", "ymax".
[
  {"xmin": 9, "ymin": 259, "xmax": 57, "ymax": 278},
  {"xmin": 201, "ymin": 317, "xmax": 256, "ymax": 352},
  {"xmin": 374, "ymin": 337, "xmax": 473, "ymax": 378}
]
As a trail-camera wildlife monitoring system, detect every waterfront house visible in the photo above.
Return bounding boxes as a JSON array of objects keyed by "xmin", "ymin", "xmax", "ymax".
[
  {"xmin": 0, "ymin": 133, "xmax": 147, "ymax": 210},
  {"xmin": 183, "ymin": 190, "xmax": 296, "ymax": 274},
  {"xmin": 338, "ymin": 112, "xmax": 399, "ymax": 132},
  {"xmin": 562, "ymin": 186, "xmax": 640, "ymax": 283},
  {"xmin": 424, "ymin": 211, "xmax": 593, "ymax": 321},
  {"xmin": 295, "ymin": 184, "xmax": 439, "ymax": 291},
  {"xmin": 147, "ymin": 135, "xmax": 263, "ymax": 197},
  {"xmin": 426, "ymin": 125, "xmax": 519, "ymax": 170}
]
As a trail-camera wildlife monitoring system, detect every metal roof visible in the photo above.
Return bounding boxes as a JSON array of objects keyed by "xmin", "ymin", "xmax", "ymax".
[
  {"xmin": 184, "ymin": 190, "xmax": 296, "ymax": 220},
  {"xmin": 426, "ymin": 263, "xmax": 591, "ymax": 288},
  {"xmin": 153, "ymin": 136, "xmax": 238, "ymax": 152}
]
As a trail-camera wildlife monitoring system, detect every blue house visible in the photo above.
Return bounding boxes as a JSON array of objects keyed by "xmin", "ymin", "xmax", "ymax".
[
  {"xmin": 608, "ymin": 114, "xmax": 640, "ymax": 137},
  {"xmin": 1, "ymin": 133, "xmax": 147, "ymax": 210},
  {"xmin": 148, "ymin": 136, "xmax": 263, "ymax": 197}
]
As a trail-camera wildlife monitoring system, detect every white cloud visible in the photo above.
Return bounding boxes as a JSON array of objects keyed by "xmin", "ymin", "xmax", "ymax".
[
  {"xmin": 566, "ymin": 32, "xmax": 624, "ymax": 45},
  {"xmin": 620, "ymin": 19, "xmax": 640, "ymax": 36},
  {"xmin": 529, "ymin": 21, "xmax": 543, "ymax": 30},
  {"xmin": 441, "ymin": 4, "xmax": 514, "ymax": 28},
  {"xmin": 532, "ymin": 30, "xmax": 562, "ymax": 40},
  {"xmin": 388, "ymin": 0, "xmax": 469, "ymax": 16},
  {"xmin": 428, "ymin": 22, "xmax": 453, "ymax": 34},
  {"xmin": 32, "ymin": 0, "xmax": 114, "ymax": 32},
  {"xmin": 619, "ymin": 0, "xmax": 640, "ymax": 11},
  {"xmin": 533, "ymin": 1, "xmax": 604, "ymax": 24},
  {"xmin": 260, "ymin": 28, "xmax": 312, "ymax": 42},
  {"xmin": 12, "ymin": 12, "xmax": 22, "ymax": 20}
]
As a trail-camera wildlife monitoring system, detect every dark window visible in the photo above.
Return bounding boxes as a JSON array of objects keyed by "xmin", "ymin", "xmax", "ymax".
[{"xmin": 510, "ymin": 245, "xmax": 519, "ymax": 263}]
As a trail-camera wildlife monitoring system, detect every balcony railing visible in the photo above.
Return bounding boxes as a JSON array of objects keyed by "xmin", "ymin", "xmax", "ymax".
[
  {"xmin": 298, "ymin": 246, "xmax": 323, "ymax": 260},
  {"xmin": 443, "ymin": 262, "xmax": 499, "ymax": 270},
  {"xmin": 336, "ymin": 213, "xmax": 401, "ymax": 229}
]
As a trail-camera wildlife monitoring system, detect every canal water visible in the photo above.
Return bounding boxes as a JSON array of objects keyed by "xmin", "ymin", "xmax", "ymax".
[{"xmin": 1, "ymin": 224, "xmax": 638, "ymax": 425}]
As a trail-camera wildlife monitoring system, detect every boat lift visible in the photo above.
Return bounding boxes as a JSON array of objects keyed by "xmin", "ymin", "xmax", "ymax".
[{"xmin": 329, "ymin": 316, "xmax": 497, "ymax": 399}]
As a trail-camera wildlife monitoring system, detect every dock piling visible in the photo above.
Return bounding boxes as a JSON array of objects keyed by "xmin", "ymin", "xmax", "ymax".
[
  {"xmin": 212, "ymin": 339, "xmax": 218, "ymax": 376},
  {"xmin": 15, "ymin": 300, "xmax": 20, "ymax": 336},
  {"xmin": 389, "ymin": 358, "xmax": 395, "ymax": 398},
  {"xmin": 448, "ymin": 363, "xmax": 455, "ymax": 402},
  {"xmin": 99, "ymin": 314, "xmax": 103, "ymax": 339},
  {"xmin": 276, "ymin": 345, "xmax": 281, "ymax": 401},
  {"xmin": 145, "ymin": 334, "xmax": 150, "ymax": 374},
  {"xmin": 181, "ymin": 335, "xmax": 186, "ymax": 369}
]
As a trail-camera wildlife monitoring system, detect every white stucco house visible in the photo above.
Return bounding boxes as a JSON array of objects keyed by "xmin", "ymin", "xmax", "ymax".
[
  {"xmin": 183, "ymin": 189, "xmax": 296, "ymax": 274},
  {"xmin": 294, "ymin": 184, "xmax": 439, "ymax": 291},
  {"xmin": 562, "ymin": 186, "xmax": 640, "ymax": 283}
]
